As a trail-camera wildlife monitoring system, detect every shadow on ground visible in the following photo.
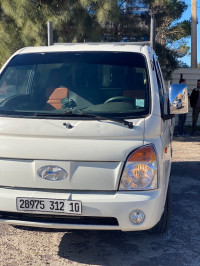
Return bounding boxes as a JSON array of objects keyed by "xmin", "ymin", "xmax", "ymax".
[
  {"xmin": 173, "ymin": 135, "xmax": 200, "ymax": 143},
  {"xmin": 57, "ymin": 166, "xmax": 200, "ymax": 266},
  {"xmin": 171, "ymin": 161, "xmax": 200, "ymax": 180}
]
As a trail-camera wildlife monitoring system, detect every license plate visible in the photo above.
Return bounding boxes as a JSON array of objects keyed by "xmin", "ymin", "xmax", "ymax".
[{"xmin": 16, "ymin": 197, "xmax": 82, "ymax": 215}]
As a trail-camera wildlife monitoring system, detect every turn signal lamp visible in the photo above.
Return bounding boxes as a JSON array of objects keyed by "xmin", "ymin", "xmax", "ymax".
[{"xmin": 119, "ymin": 145, "xmax": 158, "ymax": 190}]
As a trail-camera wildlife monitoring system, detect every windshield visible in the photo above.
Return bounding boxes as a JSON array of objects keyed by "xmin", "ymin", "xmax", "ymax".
[{"xmin": 0, "ymin": 51, "xmax": 150, "ymax": 119}]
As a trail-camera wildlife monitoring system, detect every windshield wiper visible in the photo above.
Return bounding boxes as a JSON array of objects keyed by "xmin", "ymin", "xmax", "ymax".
[
  {"xmin": 72, "ymin": 109, "xmax": 134, "ymax": 129},
  {"xmin": 36, "ymin": 111, "xmax": 73, "ymax": 116},
  {"xmin": 36, "ymin": 110, "xmax": 134, "ymax": 129}
]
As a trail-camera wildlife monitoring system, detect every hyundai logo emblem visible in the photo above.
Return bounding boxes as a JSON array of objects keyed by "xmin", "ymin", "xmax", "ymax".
[{"xmin": 37, "ymin": 166, "xmax": 68, "ymax": 181}]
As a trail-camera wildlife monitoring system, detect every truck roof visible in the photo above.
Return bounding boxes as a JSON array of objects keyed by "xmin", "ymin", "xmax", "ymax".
[{"xmin": 16, "ymin": 42, "xmax": 152, "ymax": 55}]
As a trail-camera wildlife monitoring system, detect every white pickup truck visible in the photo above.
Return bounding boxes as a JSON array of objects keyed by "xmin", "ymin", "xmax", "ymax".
[{"xmin": 0, "ymin": 42, "xmax": 188, "ymax": 234}]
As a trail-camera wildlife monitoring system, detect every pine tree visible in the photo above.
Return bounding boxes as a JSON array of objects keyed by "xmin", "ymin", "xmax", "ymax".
[
  {"xmin": 0, "ymin": 0, "xmax": 191, "ymax": 79},
  {"xmin": 149, "ymin": 0, "xmax": 190, "ymax": 78},
  {"xmin": 0, "ymin": 0, "xmax": 103, "ymax": 64}
]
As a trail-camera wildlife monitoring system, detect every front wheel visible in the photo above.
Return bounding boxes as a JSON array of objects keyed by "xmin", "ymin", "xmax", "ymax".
[{"xmin": 148, "ymin": 185, "xmax": 172, "ymax": 235}]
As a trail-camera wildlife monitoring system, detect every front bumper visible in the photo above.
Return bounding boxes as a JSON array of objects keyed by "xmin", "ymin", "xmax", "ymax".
[{"xmin": 0, "ymin": 187, "xmax": 166, "ymax": 231}]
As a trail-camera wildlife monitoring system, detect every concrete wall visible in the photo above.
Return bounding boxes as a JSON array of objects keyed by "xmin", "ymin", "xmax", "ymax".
[{"xmin": 170, "ymin": 68, "xmax": 200, "ymax": 126}]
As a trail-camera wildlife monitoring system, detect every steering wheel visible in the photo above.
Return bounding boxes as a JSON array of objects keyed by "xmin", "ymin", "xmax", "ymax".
[{"xmin": 104, "ymin": 96, "xmax": 133, "ymax": 104}]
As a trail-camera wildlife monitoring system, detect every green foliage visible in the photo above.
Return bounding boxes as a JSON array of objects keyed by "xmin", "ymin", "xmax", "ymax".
[
  {"xmin": 155, "ymin": 43, "xmax": 180, "ymax": 79},
  {"xmin": 0, "ymin": 0, "xmax": 191, "ymax": 78},
  {"xmin": 0, "ymin": 0, "xmax": 102, "ymax": 64},
  {"xmin": 167, "ymin": 21, "xmax": 191, "ymax": 42},
  {"xmin": 147, "ymin": 0, "xmax": 190, "ymax": 78}
]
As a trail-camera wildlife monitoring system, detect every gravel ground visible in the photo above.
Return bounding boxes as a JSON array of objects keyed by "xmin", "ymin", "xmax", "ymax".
[
  {"xmin": 0, "ymin": 136, "xmax": 200, "ymax": 266},
  {"xmin": 172, "ymin": 135, "xmax": 200, "ymax": 162}
]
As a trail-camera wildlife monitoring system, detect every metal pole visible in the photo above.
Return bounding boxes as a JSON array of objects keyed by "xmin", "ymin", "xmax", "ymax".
[
  {"xmin": 150, "ymin": 13, "xmax": 156, "ymax": 50},
  {"xmin": 47, "ymin": 21, "xmax": 53, "ymax": 46},
  {"xmin": 191, "ymin": 0, "xmax": 197, "ymax": 68}
]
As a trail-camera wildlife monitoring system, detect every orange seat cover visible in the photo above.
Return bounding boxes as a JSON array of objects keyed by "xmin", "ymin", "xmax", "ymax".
[{"xmin": 46, "ymin": 87, "xmax": 68, "ymax": 109}]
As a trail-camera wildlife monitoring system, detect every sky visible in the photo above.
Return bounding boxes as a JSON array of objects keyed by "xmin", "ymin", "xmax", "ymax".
[{"xmin": 178, "ymin": 0, "xmax": 200, "ymax": 66}]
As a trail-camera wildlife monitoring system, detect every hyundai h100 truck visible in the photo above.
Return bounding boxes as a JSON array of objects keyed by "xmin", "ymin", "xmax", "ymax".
[{"xmin": 0, "ymin": 43, "xmax": 188, "ymax": 234}]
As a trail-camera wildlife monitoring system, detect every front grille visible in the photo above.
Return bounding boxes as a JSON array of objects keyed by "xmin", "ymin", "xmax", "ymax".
[{"xmin": 0, "ymin": 211, "xmax": 119, "ymax": 226}]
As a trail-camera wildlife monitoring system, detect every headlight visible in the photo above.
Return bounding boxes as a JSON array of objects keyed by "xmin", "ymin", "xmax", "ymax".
[{"xmin": 119, "ymin": 145, "xmax": 158, "ymax": 190}]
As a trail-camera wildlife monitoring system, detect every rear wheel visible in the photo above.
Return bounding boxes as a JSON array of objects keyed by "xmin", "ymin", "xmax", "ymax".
[{"xmin": 148, "ymin": 185, "xmax": 172, "ymax": 235}]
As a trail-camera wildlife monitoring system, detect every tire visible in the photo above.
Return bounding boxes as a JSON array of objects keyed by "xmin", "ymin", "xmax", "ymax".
[{"xmin": 148, "ymin": 184, "xmax": 172, "ymax": 235}]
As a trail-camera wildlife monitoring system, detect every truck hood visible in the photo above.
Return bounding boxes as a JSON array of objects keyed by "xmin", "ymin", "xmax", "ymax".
[
  {"xmin": 0, "ymin": 117, "xmax": 144, "ymax": 161},
  {"xmin": 0, "ymin": 117, "xmax": 144, "ymax": 190}
]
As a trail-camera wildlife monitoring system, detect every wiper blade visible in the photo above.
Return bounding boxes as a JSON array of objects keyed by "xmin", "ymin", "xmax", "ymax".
[
  {"xmin": 73, "ymin": 109, "xmax": 134, "ymax": 129},
  {"xmin": 35, "ymin": 111, "xmax": 73, "ymax": 116},
  {"xmin": 35, "ymin": 110, "xmax": 134, "ymax": 129}
]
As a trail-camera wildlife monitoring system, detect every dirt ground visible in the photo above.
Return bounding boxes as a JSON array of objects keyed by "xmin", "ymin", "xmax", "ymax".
[{"xmin": 0, "ymin": 136, "xmax": 200, "ymax": 266}]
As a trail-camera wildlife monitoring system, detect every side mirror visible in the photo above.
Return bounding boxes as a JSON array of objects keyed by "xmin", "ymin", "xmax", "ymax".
[{"xmin": 169, "ymin": 84, "xmax": 188, "ymax": 115}]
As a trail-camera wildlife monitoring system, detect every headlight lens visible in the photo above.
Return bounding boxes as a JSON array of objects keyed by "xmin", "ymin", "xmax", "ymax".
[{"xmin": 119, "ymin": 145, "xmax": 158, "ymax": 190}]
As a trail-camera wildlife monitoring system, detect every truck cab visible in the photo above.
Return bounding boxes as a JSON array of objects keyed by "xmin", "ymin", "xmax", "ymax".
[{"xmin": 0, "ymin": 43, "xmax": 188, "ymax": 233}]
